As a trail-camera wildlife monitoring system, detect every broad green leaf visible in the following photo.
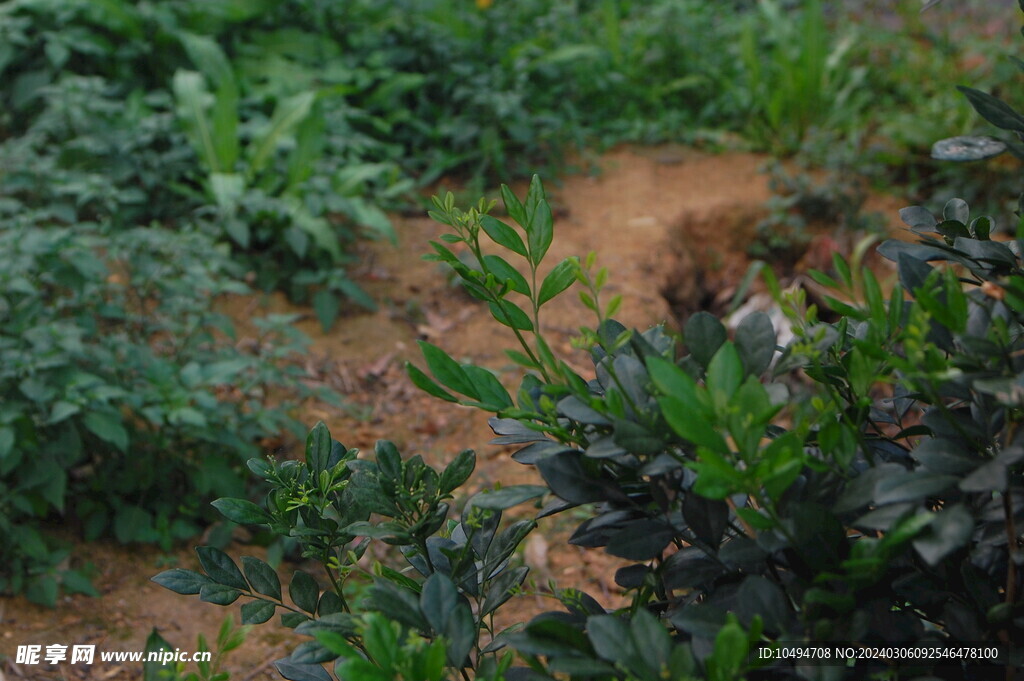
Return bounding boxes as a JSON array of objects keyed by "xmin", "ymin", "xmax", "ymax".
[
  {"xmin": 538, "ymin": 257, "xmax": 579, "ymax": 306},
  {"xmin": 83, "ymin": 411, "xmax": 129, "ymax": 453},
  {"xmin": 913, "ymin": 504, "xmax": 973, "ymax": 566},
  {"xmin": 249, "ymin": 91, "xmax": 317, "ymax": 177},
  {"xmin": 173, "ymin": 70, "xmax": 219, "ymax": 172}
]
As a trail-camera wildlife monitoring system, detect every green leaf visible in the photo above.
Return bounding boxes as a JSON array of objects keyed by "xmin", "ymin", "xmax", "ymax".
[
  {"xmin": 197, "ymin": 547, "xmax": 249, "ymax": 591},
  {"xmin": 734, "ymin": 312, "xmax": 776, "ymax": 377},
  {"xmin": 685, "ymin": 312, "xmax": 727, "ymax": 369},
  {"xmin": 501, "ymin": 184, "xmax": 527, "ymax": 226},
  {"xmin": 311, "ymin": 290, "xmax": 339, "ymax": 333},
  {"xmin": 587, "ymin": 615, "xmax": 633, "ymax": 664},
  {"xmin": 440, "ymin": 449, "xmax": 476, "ymax": 495},
  {"xmin": 471, "ymin": 485, "xmax": 548, "ymax": 509},
  {"xmin": 538, "ymin": 257, "xmax": 579, "ymax": 306},
  {"xmin": 143, "ymin": 629, "xmax": 174, "ymax": 681},
  {"xmin": 306, "ymin": 421, "xmax": 332, "ymax": 476},
  {"xmin": 536, "ymin": 452, "xmax": 616, "ymax": 504},
  {"xmin": 483, "ymin": 254, "xmax": 530, "ymax": 295},
  {"xmin": 461, "ymin": 365, "xmax": 513, "ymax": 409},
  {"xmin": 242, "ymin": 556, "xmax": 282, "ymax": 600},
  {"xmin": 241, "ymin": 599, "xmax": 276, "ymax": 624},
  {"xmin": 488, "ymin": 300, "xmax": 534, "ymax": 331},
  {"xmin": 421, "ymin": 573, "xmax": 459, "ymax": 634},
  {"xmin": 706, "ymin": 342, "xmax": 743, "ymax": 401},
  {"xmin": 417, "ymin": 341, "xmax": 480, "ymax": 399},
  {"xmin": 249, "ymin": 91, "xmax": 317, "ymax": 176},
  {"xmin": 658, "ymin": 396, "xmax": 729, "ymax": 454},
  {"xmin": 406, "ymin": 363, "xmax": 458, "ymax": 403},
  {"xmin": 913, "ymin": 504, "xmax": 973, "ymax": 566},
  {"xmin": 200, "ymin": 582, "xmax": 241, "ymax": 605},
  {"xmin": 480, "ymin": 215, "xmax": 528, "ymax": 256},
  {"xmin": 47, "ymin": 400, "xmax": 79, "ymax": 424},
  {"xmin": 274, "ymin": 658, "xmax": 332, "ymax": 681},
  {"xmin": 290, "ymin": 570, "xmax": 320, "ymax": 614},
  {"xmin": 482, "ymin": 565, "xmax": 529, "ymax": 616},
  {"xmin": 605, "ymin": 519, "xmax": 674, "ymax": 560},
  {"xmin": 211, "ymin": 498, "xmax": 272, "ymax": 526},
  {"xmin": 958, "ymin": 85, "xmax": 1024, "ymax": 132},
  {"xmin": 152, "ymin": 568, "xmax": 212, "ymax": 595},
  {"xmin": 83, "ymin": 411, "xmax": 129, "ymax": 453},
  {"xmin": 525, "ymin": 177, "xmax": 554, "ymax": 266},
  {"xmin": 173, "ymin": 70, "xmax": 219, "ymax": 172}
]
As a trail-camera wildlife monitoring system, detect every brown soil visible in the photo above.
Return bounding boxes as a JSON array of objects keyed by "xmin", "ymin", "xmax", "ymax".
[{"xmin": 0, "ymin": 147, "xmax": 906, "ymax": 680}]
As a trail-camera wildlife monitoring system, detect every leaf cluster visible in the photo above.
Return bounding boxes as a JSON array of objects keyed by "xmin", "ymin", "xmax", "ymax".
[{"xmin": 155, "ymin": 422, "xmax": 539, "ymax": 681}]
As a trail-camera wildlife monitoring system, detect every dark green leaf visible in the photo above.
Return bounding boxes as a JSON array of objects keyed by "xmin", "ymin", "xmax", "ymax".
[
  {"xmin": 241, "ymin": 599, "xmax": 276, "ymax": 624},
  {"xmin": 211, "ymin": 498, "xmax": 271, "ymax": 526},
  {"xmin": 537, "ymin": 452, "xmax": 619, "ymax": 504},
  {"xmin": 873, "ymin": 473, "xmax": 957, "ymax": 504},
  {"xmin": 421, "ymin": 572, "xmax": 459, "ymax": 634},
  {"xmin": 587, "ymin": 615, "xmax": 633, "ymax": 664},
  {"xmin": 734, "ymin": 311, "xmax": 776, "ymax": 377},
  {"xmin": 685, "ymin": 312, "xmax": 727, "ymax": 369},
  {"xmin": 306, "ymin": 421, "xmax": 332, "ymax": 475},
  {"xmin": 735, "ymin": 576, "xmax": 789, "ymax": 633},
  {"xmin": 152, "ymin": 568, "xmax": 212, "ymax": 595},
  {"xmin": 242, "ymin": 556, "xmax": 281, "ymax": 600},
  {"xmin": 958, "ymin": 85, "xmax": 1024, "ymax": 132},
  {"xmin": 472, "ymin": 485, "xmax": 548, "ymax": 510},
  {"xmin": 290, "ymin": 570, "xmax": 320, "ymax": 614},
  {"xmin": 200, "ymin": 583, "xmax": 241, "ymax": 605},
  {"xmin": 275, "ymin": 658, "xmax": 332, "ymax": 681},
  {"xmin": 83, "ymin": 411, "xmax": 129, "ymax": 452},
  {"xmin": 196, "ymin": 547, "xmax": 249, "ymax": 590},
  {"xmin": 913, "ymin": 504, "xmax": 973, "ymax": 566},
  {"xmin": 605, "ymin": 519, "xmax": 674, "ymax": 560},
  {"xmin": 445, "ymin": 605, "xmax": 476, "ymax": 667},
  {"xmin": 440, "ymin": 449, "xmax": 476, "ymax": 495},
  {"xmin": 482, "ymin": 566, "xmax": 529, "ymax": 616}
]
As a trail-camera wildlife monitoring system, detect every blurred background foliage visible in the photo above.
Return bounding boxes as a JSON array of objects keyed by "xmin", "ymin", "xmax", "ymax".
[{"xmin": 0, "ymin": 0, "xmax": 1019, "ymax": 604}]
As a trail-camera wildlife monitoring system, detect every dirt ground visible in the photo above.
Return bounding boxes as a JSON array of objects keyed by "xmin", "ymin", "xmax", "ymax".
[{"xmin": 0, "ymin": 147, "xmax": 907, "ymax": 680}]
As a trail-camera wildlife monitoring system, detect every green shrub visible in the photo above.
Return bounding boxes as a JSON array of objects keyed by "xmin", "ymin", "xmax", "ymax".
[
  {"xmin": 159, "ymin": 175, "xmax": 1024, "ymax": 679},
  {"xmin": 0, "ymin": 223, "xmax": 334, "ymax": 606}
]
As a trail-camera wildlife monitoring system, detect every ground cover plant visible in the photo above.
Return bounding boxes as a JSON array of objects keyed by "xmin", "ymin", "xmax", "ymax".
[{"xmin": 0, "ymin": 221, "xmax": 339, "ymax": 606}]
